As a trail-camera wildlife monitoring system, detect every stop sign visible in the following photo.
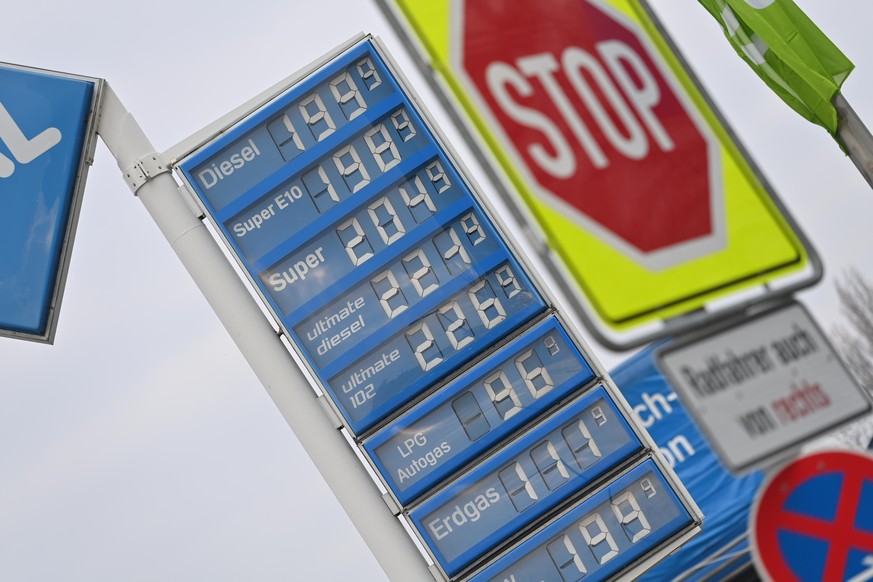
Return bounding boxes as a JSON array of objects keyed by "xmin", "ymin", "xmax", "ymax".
[{"xmin": 457, "ymin": 0, "xmax": 722, "ymax": 265}]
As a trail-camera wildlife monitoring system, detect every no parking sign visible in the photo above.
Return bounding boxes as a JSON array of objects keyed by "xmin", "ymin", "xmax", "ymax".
[{"xmin": 751, "ymin": 450, "xmax": 873, "ymax": 581}]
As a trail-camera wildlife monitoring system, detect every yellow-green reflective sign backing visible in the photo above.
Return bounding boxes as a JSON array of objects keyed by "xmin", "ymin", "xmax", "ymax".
[{"xmin": 381, "ymin": 0, "xmax": 818, "ymax": 348}]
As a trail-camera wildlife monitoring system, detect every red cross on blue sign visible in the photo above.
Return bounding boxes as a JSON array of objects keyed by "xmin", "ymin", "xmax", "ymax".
[{"xmin": 751, "ymin": 450, "xmax": 873, "ymax": 581}]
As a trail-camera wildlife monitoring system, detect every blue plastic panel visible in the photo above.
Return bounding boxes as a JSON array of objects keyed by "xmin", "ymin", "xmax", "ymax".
[
  {"xmin": 365, "ymin": 316, "xmax": 596, "ymax": 504},
  {"xmin": 468, "ymin": 460, "xmax": 694, "ymax": 582},
  {"xmin": 177, "ymin": 40, "xmax": 547, "ymax": 434},
  {"xmin": 409, "ymin": 386, "xmax": 643, "ymax": 576},
  {"xmin": 0, "ymin": 66, "xmax": 95, "ymax": 339}
]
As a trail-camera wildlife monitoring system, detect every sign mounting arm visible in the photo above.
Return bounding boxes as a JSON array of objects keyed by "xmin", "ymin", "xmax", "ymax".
[{"xmin": 96, "ymin": 82, "xmax": 433, "ymax": 582}]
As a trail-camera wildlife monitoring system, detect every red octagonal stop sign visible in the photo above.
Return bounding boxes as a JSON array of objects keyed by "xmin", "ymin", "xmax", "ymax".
[{"xmin": 456, "ymin": 0, "xmax": 722, "ymax": 266}]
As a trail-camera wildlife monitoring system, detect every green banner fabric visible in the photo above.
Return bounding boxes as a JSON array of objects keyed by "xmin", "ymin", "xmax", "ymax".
[{"xmin": 697, "ymin": 0, "xmax": 853, "ymax": 134}]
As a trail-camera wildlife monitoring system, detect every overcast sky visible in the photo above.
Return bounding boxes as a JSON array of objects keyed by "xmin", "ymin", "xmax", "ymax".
[{"xmin": 1, "ymin": 1, "xmax": 872, "ymax": 581}]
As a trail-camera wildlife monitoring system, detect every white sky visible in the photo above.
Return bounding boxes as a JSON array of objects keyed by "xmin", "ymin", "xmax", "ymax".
[{"xmin": 1, "ymin": 1, "xmax": 872, "ymax": 581}]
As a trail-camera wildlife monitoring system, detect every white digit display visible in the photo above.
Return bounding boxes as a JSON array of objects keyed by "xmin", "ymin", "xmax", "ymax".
[
  {"xmin": 580, "ymin": 512, "xmax": 619, "ymax": 565},
  {"xmin": 438, "ymin": 301, "xmax": 474, "ymax": 350},
  {"xmin": 515, "ymin": 349, "xmax": 554, "ymax": 398},
  {"xmin": 186, "ymin": 42, "xmax": 553, "ymax": 457},
  {"xmin": 399, "ymin": 176, "xmax": 436, "ymax": 223},
  {"xmin": 484, "ymin": 370, "xmax": 522, "ymax": 420},
  {"xmin": 299, "ymin": 93, "xmax": 336, "ymax": 141},
  {"xmin": 499, "ymin": 461, "xmax": 539, "ymax": 512},
  {"xmin": 641, "ymin": 478, "xmax": 657, "ymax": 499},
  {"xmin": 530, "ymin": 440, "xmax": 570, "ymax": 491},
  {"xmin": 333, "ymin": 144, "xmax": 370, "ymax": 193},
  {"xmin": 496, "ymin": 264, "xmax": 522, "ymax": 299},
  {"xmin": 368, "ymin": 196, "xmax": 405, "ymax": 245},
  {"xmin": 611, "ymin": 491, "xmax": 651, "ymax": 543},
  {"xmin": 546, "ymin": 535, "xmax": 588, "ymax": 579},
  {"xmin": 563, "ymin": 418, "xmax": 602, "ymax": 468},
  {"xmin": 592, "ymin": 406, "xmax": 607, "ymax": 426},
  {"xmin": 543, "ymin": 334, "xmax": 560, "ymax": 356},
  {"xmin": 403, "ymin": 248, "xmax": 439, "ymax": 297},
  {"xmin": 406, "ymin": 322, "xmax": 444, "ymax": 371},
  {"xmin": 330, "ymin": 71, "xmax": 367, "ymax": 120},
  {"xmin": 454, "ymin": 465, "xmax": 691, "ymax": 582},
  {"xmin": 469, "ymin": 280, "xmax": 507, "ymax": 329},
  {"xmin": 434, "ymin": 227, "xmax": 472, "ymax": 275},
  {"xmin": 336, "ymin": 217, "xmax": 373, "ymax": 266},
  {"xmin": 371, "ymin": 269, "xmax": 407, "ymax": 318},
  {"xmin": 391, "ymin": 108, "xmax": 416, "ymax": 142},
  {"xmin": 461, "ymin": 211, "xmax": 486, "ymax": 246},
  {"xmin": 364, "ymin": 123, "xmax": 401, "ymax": 172},
  {"xmin": 268, "ymin": 113, "xmax": 305, "ymax": 154},
  {"xmin": 303, "ymin": 165, "xmax": 339, "ymax": 213},
  {"xmin": 426, "ymin": 159, "xmax": 451, "ymax": 193},
  {"xmin": 356, "ymin": 56, "xmax": 381, "ymax": 90}
]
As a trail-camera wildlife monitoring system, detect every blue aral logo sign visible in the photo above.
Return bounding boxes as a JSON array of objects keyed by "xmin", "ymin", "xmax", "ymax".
[{"xmin": 0, "ymin": 64, "xmax": 99, "ymax": 343}]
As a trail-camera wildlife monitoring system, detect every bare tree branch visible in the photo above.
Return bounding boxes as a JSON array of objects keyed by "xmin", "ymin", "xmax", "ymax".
[{"xmin": 833, "ymin": 267, "xmax": 873, "ymax": 393}]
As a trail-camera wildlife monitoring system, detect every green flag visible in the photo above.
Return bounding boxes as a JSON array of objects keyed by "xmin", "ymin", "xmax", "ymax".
[{"xmin": 697, "ymin": 0, "xmax": 853, "ymax": 134}]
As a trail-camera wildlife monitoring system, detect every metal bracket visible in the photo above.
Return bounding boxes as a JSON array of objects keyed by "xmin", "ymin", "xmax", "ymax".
[
  {"xmin": 178, "ymin": 185, "xmax": 205, "ymax": 220},
  {"xmin": 123, "ymin": 153, "xmax": 170, "ymax": 195},
  {"xmin": 381, "ymin": 491, "xmax": 401, "ymax": 516},
  {"xmin": 428, "ymin": 563, "xmax": 448, "ymax": 582},
  {"xmin": 316, "ymin": 395, "xmax": 344, "ymax": 430}
]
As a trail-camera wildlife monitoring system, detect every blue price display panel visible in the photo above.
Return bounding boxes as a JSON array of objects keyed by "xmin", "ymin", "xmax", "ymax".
[
  {"xmin": 365, "ymin": 316, "xmax": 596, "ymax": 504},
  {"xmin": 468, "ymin": 460, "xmax": 694, "ymax": 582},
  {"xmin": 176, "ymin": 39, "xmax": 546, "ymax": 434},
  {"xmin": 408, "ymin": 386, "xmax": 644, "ymax": 576}
]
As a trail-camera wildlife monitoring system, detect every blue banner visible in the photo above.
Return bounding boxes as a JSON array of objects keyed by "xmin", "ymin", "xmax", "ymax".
[{"xmin": 611, "ymin": 343, "xmax": 764, "ymax": 580}]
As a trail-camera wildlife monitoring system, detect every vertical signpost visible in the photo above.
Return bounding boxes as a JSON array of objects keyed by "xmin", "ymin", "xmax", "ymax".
[
  {"xmin": 170, "ymin": 36, "xmax": 701, "ymax": 580},
  {"xmin": 0, "ymin": 64, "xmax": 101, "ymax": 343}
]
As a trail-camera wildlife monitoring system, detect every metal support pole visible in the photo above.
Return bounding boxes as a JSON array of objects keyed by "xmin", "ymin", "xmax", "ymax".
[
  {"xmin": 96, "ymin": 84, "xmax": 432, "ymax": 582},
  {"xmin": 834, "ymin": 93, "xmax": 873, "ymax": 191}
]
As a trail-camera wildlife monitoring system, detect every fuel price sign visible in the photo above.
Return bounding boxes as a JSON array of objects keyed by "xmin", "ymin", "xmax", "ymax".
[
  {"xmin": 176, "ymin": 38, "xmax": 545, "ymax": 435},
  {"xmin": 172, "ymin": 35, "xmax": 700, "ymax": 581}
]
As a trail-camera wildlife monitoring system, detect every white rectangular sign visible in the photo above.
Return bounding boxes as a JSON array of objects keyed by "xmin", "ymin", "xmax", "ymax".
[{"xmin": 657, "ymin": 302, "xmax": 872, "ymax": 473}]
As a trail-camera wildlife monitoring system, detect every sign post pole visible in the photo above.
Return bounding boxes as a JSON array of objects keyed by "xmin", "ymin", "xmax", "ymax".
[
  {"xmin": 835, "ymin": 94, "xmax": 873, "ymax": 191},
  {"xmin": 96, "ymin": 84, "xmax": 433, "ymax": 582}
]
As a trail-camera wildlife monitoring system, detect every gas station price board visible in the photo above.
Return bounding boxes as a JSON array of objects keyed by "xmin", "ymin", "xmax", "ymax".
[
  {"xmin": 178, "ymin": 39, "xmax": 544, "ymax": 435},
  {"xmin": 174, "ymin": 36, "xmax": 700, "ymax": 581}
]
